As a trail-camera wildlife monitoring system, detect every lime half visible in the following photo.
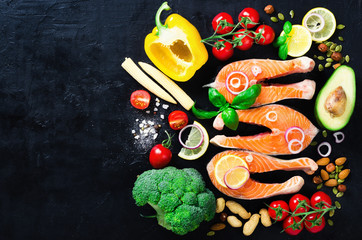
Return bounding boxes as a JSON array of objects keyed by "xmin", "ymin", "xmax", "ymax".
[{"xmin": 302, "ymin": 7, "xmax": 336, "ymax": 42}]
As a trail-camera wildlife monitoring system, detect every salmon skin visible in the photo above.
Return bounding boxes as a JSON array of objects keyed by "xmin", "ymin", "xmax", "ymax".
[
  {"xmin": 211, "ymin": 104, "xmax": 319, "ymax": 155},
  {"xmin": 207, "ymin": 150, "xmax": 317, "ymax": 199},
  {"xmin": 205, "ymin": 57, "xmax": 315, "ymax": 106}
]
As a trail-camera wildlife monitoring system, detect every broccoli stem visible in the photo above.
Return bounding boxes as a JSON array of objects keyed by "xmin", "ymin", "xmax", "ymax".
[{"xmin": 149, "ymin": 202, "xmax": 172, "ymax": 231}]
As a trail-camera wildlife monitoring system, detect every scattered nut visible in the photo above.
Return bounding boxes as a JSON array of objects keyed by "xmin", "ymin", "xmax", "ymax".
[
  {"xmin": 210, "ymin": 223, "xmax": 226, "ymax": 231},
  {"xmin": 321, "ymin": 169, "xmax": 330, "ymax": 181},
  {"xmin": 243, "ymin": 214, "xmax": 260, "ymax": 236},
  {"xmin": 215, "ymin": 197, "xmax": 225, "ymax": 213},
  {"xmin": 318, "ymin": 43, "xmax": 328, "ymax": 52},
  {"xmin": 331, "ymin": 52, "xmax": 343, "ymax": 62},
  {"xmin": 326, "ymin": 163, "xmax": 336, "ymax": 173},
  {"xmin": 338, "ymin": 169, "xmax": 350, "ymax": 180},
  {"xmin": 259, "ymin": 208, "xmax": 272, "ymax": 227},
  {"xmin": 316, "ymin": 157, "xmax": 330, "ymax": 166},
  {"xmin": 335, "ymin": 157, "xmax": 347, "ymax": 166},
  {"xmin": 333, "ymin": 63, "xmax": 341, "ymax": 69},
  {"xmin": 226, "ymin": 201, "xmax": 251, "ymax": 220},
  {"xmin": 337, "ymin": 184, "xmax": 347, "ymax": 192},
  {"xmin": 325, "ymin": 179, "xmax": 338, "ymax": 187},
  {"xmin": 227, "ymin": 215, "xmax": 243, "ymax": 228},
  {"xmin": 264, "ymin": 5, "xmax": 275, "ymax": 14},
  {"xmin": 313, "ymin": 175, "xmax": 323, "ymax": 184},
  {"xmin": 220, "ymin": 212, "xmax": 228, "ymax": 222}
]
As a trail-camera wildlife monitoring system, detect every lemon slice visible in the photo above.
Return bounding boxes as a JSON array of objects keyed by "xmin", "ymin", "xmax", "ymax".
[
  {"xmin": 302, "ymin": 7, "xmax": 336, "ymax": 42},
  {"xmin": 224, "ymin": 166, "xmax": 250, "ymax": 189},
  {"xmin": 178, "ymin": 121, "xmax": 209, "ymax": 160},
  {"xmin": 282, "ymin": 25, "xmax": 312, "ymax": 57},
  {"xmin": 214, "ymin": 154, "xmax": 249, "ymax": 188}
]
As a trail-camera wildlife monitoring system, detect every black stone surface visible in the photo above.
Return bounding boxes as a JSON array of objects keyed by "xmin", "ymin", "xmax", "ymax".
[{"xmin": 1, "ymin": 0, "xmax": 361, "ymax": 239}]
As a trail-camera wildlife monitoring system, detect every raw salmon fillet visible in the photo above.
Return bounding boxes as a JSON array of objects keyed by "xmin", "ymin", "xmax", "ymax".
[
  {"xmin": 207, "ymin": 150, "xmax": 317, "ymax": 199},
  {"xmin": 211, "ymin": 104, "xmax": 319, "ymax": 155},
  {"xmin": 205, "ymin": 57, "xmax": 315, "ymax": 105}
]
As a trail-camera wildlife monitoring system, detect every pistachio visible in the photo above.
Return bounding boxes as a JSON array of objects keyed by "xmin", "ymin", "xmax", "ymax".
[
  {"xmin": 326, "ymin": 51, "xmax": 332, "ymax": 57},
  {"xmin": 327, "ymin": 219, "xmax": 334, "ymax": 226},
  {"xmin": 207, "ymin": 231, "xmax": 215, "ymax": 236},
  {"xmin": 317, "ymin": 183, "xmax": 323, "ymax": 190},
  {"xmin": 337, "ymin": 24, "xmax": 345, "ymax": 29},
  {"xmin": 210, "ymin": 223, "xmax": 226, "ymax": 231},
  {"xmin": 321, "ymin": 169, "xmax": 329, "ymax": 181},
  {"xmin": 325, "ymin": 179, "xmax": 338, "ymax": 187},
  {"xmin": 337, "ymin": 178, "xmax": 345, "ymax": 184},
  {"xmin": 334, "ymin": 45, "xmax": 341, "ymax": 52},
  {"xmin": 322, "ymin": 130, "xmax": 327, "ymax": 137},
  {"xmin": 326, "ymin": 163, "xmax": 336, "ymax": 173},
  {"xmin": 329, "ymin": 209, "xmax": 335, "ymax": 217},
  {"xmin": 338, "ymin": 169, "xmax": 350, "ymax": 180},
  {"xmin": 270, "ymin": 17, "xmax": 278, "ymax": 22},
  {"xmin": 330, "ymin": 43, "xmax": 337, "ymax": 51},
  {"xmin": 316, "ymin": 157, "xmax": 330, "ymax": 166},
  {"xmin": 325, "ymin": 42, "xmax": 333, "ymax": 47},
  {"xmin": 289, "ymin": 10, "xmax": 295, "ymax": 18},
  {"xmin": 278, "ymin": 13, "xmax": 285, "ymax": 20},
  {"xmin": 332, "ymin": 187, "xmax": 338, "ymax": 195}
]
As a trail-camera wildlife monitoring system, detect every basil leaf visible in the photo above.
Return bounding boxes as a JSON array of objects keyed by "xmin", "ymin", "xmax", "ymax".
[
  {"xmin": 279, "ymin": 42, "xmax": 288, "ymax": 60},
  {"xmin": 192, "ymin": 104, "xmax": 219, "ymax": 119},
  {"xmin": 208, "ymin": 88, "xmax": 227, "ymax": 108},
  {"xmin": 231, "ymin": 84, "xmax": 262, "ymax": 110},
  {"xmin": 222, "ymin": 108, "xmax": 239, "ymax": 131},
  {"xmin": 283, "ymin": 21, "xmax": 292, "ymax": 35},
  {"xmin": 273, "ymin": 35, "xmax": 287, "ymax": 48}
]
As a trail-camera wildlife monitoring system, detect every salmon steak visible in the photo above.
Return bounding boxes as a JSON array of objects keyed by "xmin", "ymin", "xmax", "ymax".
[
  {"xmin": 211, "ymin": 104, "xmax": 319, "ymax": 155},
  {"xmin": 207, "ymin": 150, "xmax": 318, "ymax": 199},
  {"xmin": 205, "ymin": 57, "xmax": 315, "ymax": 106}
]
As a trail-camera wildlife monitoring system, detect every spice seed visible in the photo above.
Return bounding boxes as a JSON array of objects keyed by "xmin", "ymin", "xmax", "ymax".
[
  {"xmin": 318, "ymin": 64, "xmax": 324, "ymax": 71},
  {"xmin": 325, "ymin": 62, "xmax": 332, "ymax": 68},
  {"xmin": 333, "ymin": 187, "xmax": 338, "ymax": 195},
  {"xmin": 317, "ymin": 183, "xmax": 323, "ymax": 189},
  {"xmin": 207, "ymin": 231, "xmax": 215, "ymax": 236},
  {"xmin": 326, "ymin": 42, "xmax": 333, "ymax": 47},
  {"xmin": 318, "ymin": 56, "xmax": 325, "ymax": 60},
  {"xmin": 326, "ymin": 58, "xmax": 334, "ymax": 63},
  {"xmin": 336, "ymin": 192, "xmax": 344, "ymax": 198},
  {"xmin": 322, "ymin": 130, "xmax": 327, "ymax": 137},
  {"xmin": 329, "ymin": 209, "xmax": 335, "ymax": 217},
  {"xmin": 338, "ymin": 36, "xmax": 344, "ymax": 41},
  {"xmin": 328, "ymin": 219, "xmax": 334, "ymax": 226},
  {"xmin": 335, "ymin": 45, "xmax": 341, "ymax": 52},
  {"xmin": 270, "ymin": 17, "xmax": 278, "ymax": 22},
  {"xmin": 335, "ymin": 201, "xmax": 342, "ymax": 209},
  {"xmin": 327, "ymin": 51, "xmax": 332, "ymax": 57},
  {"xmin": 330, "ymin": 44, "xmax": 337, "ymax": 50},
  {"xmin": 278, "ymin": 13, "xmax": 285, "ymax": 20},
  {"xmin": 290, "ymin": 10, "xmax": 295, "ymax": 18},
  {"xmin": 345, "ymin": 55, "xmax": 350, "ymax": 63},
  {"xmin": 311, "ymin": 141, "xmax": 318, "ymax": 146},
  {"xmin": 337, "ymin": 24, "xmax": 345, "ymax": 29}
]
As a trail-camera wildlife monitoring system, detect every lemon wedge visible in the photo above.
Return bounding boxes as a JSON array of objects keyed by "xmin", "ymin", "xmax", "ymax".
[{"xmin": 282, "ymin": 25, "xmax": 312, "ymax": 57}]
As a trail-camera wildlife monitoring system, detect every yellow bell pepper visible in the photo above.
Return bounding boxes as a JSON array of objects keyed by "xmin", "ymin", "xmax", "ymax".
[{"xmin": 144, "ymin": 2, "xmax": 208, "ymax": 82}]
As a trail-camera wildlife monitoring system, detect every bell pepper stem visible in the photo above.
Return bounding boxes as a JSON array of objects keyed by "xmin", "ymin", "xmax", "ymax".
[{"xmin": 155, "ymin": 2, "xmax": 171, "ymax": 35}]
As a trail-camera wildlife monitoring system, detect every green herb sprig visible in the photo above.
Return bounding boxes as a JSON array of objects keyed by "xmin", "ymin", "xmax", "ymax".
[{"xmin": 273, "ymin": 21, "xmax": 292, "ymax": 60}]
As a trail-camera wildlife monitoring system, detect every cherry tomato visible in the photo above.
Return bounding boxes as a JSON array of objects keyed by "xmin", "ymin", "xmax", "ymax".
[
  {"xmin": 289, "ymin": 194, "xmax": 310, "ymax": 214},
  {"xmin": 268, "ymin": 200, "xmax": 290, "ymax": 221},
  {"xmin": 168, "ymin": 110, "xmax": 188, "ymax": 130},
  {"xmin": 212, "ymin": 12, "xmax": 234, "ymax": 34},
  {"xmin": 130, "ymin": 90, "xmax": 151, "ymax": 109},
  {"xmin": 304, "ymin": 213, "xmax": 326, "ymax": 233},
  {"xmin": 283, "ymin": 216, "xmax": 304, "ymax": 236},
  {"xmin": 149, "ymin": 144, "xmax": 172, "ymax": 169},
  {"xmin": 212, "ymin": 40, "xmax": 234, "ymax": 61},
  {"xmin": 310, "ymin": 191, "xmax": 332, "ymax": 209},
  {"xmin": 232, "ymin": 29, "xmax": 254, "ymax": 51},
  {"xmin": 255, "ymin": 25, "xmax": 275, "ymax": 45},
  {"xmin": 238, "ymin": 8, "xmax": 260, "ymax": 29}
]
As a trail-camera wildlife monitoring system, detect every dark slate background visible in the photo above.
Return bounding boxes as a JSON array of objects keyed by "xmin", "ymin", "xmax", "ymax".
[{"xmin": 1, "ymin": 0, "xmax": 361, "ymax": 239}]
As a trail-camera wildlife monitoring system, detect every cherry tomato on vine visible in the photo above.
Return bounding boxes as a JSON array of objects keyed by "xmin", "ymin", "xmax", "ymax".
[
  {"xmin": 310, "ymin": 191, "xmax": 332, "ymax": 209},
  {"xmin": 304, "ymin": 213, "xmax": 326, "ymax": 233},
  {"xmin": 149, "ymin": 132, "xmax": 172, "ymax": 169},
  {"xmin": 130, "ymin": 90, "xmax": 151, "ymax": 109},
  {"xmin": 268, "ymin": 200, "xmax": 290, "ymax": 221},
  {"xmin": 168, "ymin": 110, "xmax": 188, "ymax": 130},
  {"xmin": 212, "ymin": 12, "xmax": 234, "ymax": 34},
  {"xmin": 289, "ymin": 194, "xmax": 310, "ymax": 214},
  {"xmin": 232, "ymin": 29, "xmax": 254, "ymax": 51},
  {"xmin": 283, "ymin": 216, "xmax": 304, "ymax": 236},
  {"xmin": 212, "ymin": 40, "xmax": 234, "ymax": 61},
  {"xmin": 255, "ymin": 25, "xmax": 275, "ymax": 45},
  {"xmin": 238, "ymin": 8, "xmax": 260, "ymax": 29}
]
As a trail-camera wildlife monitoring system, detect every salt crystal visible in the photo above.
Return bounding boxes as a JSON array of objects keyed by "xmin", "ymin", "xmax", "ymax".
[
  {"xmin": 156, "ymin": 102, "xmax": 160, "ymax": 107},
  {"xmin": 131, "ymin": 130, "xmax": 136, "ymax": 134},
  {"xmin": 139, "ymin": 123, "xmax": 144, "ymax": 128},
  {"xmin": 154, "ymin": 107, "xmax": 158, "ymax": 112},
  {"xmin": 136, "ymin": 119, "xmax": 139, "ymax": 122},
  {"xmin": 160, "ymin": 114, "xmax": 164, "ymax": 119},
  {"xmin": 155, "ymin": 98, "xmax": 160, "ymax": 102},
  {"xmin": 162, "ymin": 104, "xmax": 169, "ymax": 109},
  {"xmin": 134, "ymin": 135, "xmax": 140, "ymax": 139},
  {"xmin": 153, "ymin": 133, "xmax": 158, "ymax": 139},
  {"xmin": 146, "ymin": 110, "xmax": 150, "ymax": 114}
]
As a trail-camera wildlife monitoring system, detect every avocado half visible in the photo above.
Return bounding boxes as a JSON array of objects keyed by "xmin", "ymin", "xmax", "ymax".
[{"xmin": 315, "ymin": 65, "xmax": 356, "ymax": 131}]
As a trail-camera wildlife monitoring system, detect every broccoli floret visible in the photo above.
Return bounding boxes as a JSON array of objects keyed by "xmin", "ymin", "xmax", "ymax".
[{"xmin": 132, "ymin": 166, "xmax": 216, "ymax": 235}]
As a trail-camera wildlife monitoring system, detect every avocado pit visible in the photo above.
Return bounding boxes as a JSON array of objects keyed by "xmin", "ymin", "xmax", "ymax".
[{"xmin": 324, "ymin": 86, "xmax": 347, "ymax": 117}]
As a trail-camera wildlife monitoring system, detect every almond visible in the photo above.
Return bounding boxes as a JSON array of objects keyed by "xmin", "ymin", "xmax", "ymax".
[
  {"xmin": 338, "ymin": 169, "xmax": 350, "ymax": 180},
  {"xmin": 210, "ymin": 223, "xmax": 226, "ymax": 231},
  {"xmin": 321, "ymin": 169, "xmax": 329, "ymax": 181},
  {"xmin": 325, "ymin": 179, "xmax": 338, "ymax": 187},
  {"xmin": 316, "ymin": 157, "xmax": 330, "ymax": 166},
  {"xmin": 335, "ymin": 157, "xmax": 347, "ymax": 166}
]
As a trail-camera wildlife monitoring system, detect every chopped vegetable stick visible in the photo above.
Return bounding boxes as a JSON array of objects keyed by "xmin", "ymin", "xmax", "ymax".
[
  {"xmin": 139, "ymin": 62, "xmax": 195, "ymax": 111},
  {"xmin": 121, "ymin": 58, "xmax": 176, "ymax": 104}
]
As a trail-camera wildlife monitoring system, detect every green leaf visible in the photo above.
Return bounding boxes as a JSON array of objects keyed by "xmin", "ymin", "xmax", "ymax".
[
  {"xmin": 208, "ymin": 88, "xmax": 227, "ymax": 108},
  {"xmin": 283, "ymin": 21, "xmax": 292, "ymax": 35},
  {"xmin": 231, "ymin": 84, "xmax": 262, "ymax": 110},
  {"xmin": 273, "ymin": 35, "xmax": 287, "ymax": 48},
  {"xmin": 192, "ymin": 104, "xmax": 219, "ymax": 119},
  {"xmin": 221, "ymin": 108, "xmax": 239, "ymax": 130},
  {"xmin": 278, "ymin": 42, "xmax": 288, "ymax": 60}
]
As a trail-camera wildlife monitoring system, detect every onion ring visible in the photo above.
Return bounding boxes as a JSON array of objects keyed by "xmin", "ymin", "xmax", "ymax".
[
  {"xmin": 317, "ymin": 142, "xmax": 332, "ymax": 157},
  {"xmin": 288, "ymin": 139, "xmax": 303, "ymax": 154},
  {"xmin": 245, "ymin": 154, "xmax": 253, "ymax": 162},
  {"xmin": 303, "ymin": 13, "xmax": 325, "ymax": 33},
  {"xmin": 225, "ymin": 71, "xmax": 249, "ymax": 95},
  {"xmin": 178, "ymin": 124, "xmax": 204, "ymax": 149},
  {"xmin": 285, "ymin": 126, "xmax": 305, "ymax": 143},
  {"xmin": 333, "ymin": 131, "xmax": 345, "ymax": 143},
  {"xmin": 266, "ymin": 111, "xmax": 278, "ymax": 122}
]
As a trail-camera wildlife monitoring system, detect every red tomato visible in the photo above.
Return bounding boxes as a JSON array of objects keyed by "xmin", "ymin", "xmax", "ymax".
[
  {"xmin": 212, "ymin": 40, "xmax": 234, "ymax": 61},
  {"xmin": 311, "ymin": 191, "xmax": 332, "ymax": 209},
  {"xmin": 149, "ymin": 144, "xmax": 172, "ymax": 169},
  {"xmin": 289, "ymin": 194, "xmax": 310, "ymax": 214},
  {"xmin": 238, "ymin": 7, "xmax": 260, "ymax": 29},
  {"xmin": 212, "ymin": 12, "xmax": 234, "ymax": 34},
  {"xmin": 232, "ymin": 29, "xmax": 254, "ymax": 51},
  {"xmin": 283, "ymin": 216, "xmax": 304, "ymax": 236},
  {"xmin": 268, "ymin": 200, "xmax": 290, "ymax": 221},
  {"xmin": 304, "ymin": 213, "xmax": 326, "ymax": 233},
  {"xmin": 130, "ymin": 90, "xmax": 151, "ymax": 109},
  {"xmin": 255, "ymin": 25, "xmax": 275, "ymax": 45},
  {"xmin": 168, "ymin": 110, "xmax": 188, "ymax": 130}
]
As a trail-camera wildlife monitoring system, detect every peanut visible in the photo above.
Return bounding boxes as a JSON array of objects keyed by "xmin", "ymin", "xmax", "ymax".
[
  {"xmin": 259, "ymin": 208, "xmax": 272, "ymax": 227},
  {"xmin": 338, "ymin": 169, "xmax": 350, "ymax": 180},
  {"xmin": 321, "ymin": 169, "xmax": 330, "ymax": 181},
  {"xmin": 226, "ymin": 201, "xmax": 251, "ymax": 220},
  {"xmin": 243, "ymin": 213, "xmax": 260, "ymax": 236},
  {"xmin": 227, "ymin": 215, "xmax": 242, "ymax": 228},
  {"xmin": 215, "ymin": 197, "xmax": 225, "ymax": 213},
  {"xmin": 210, "ymin": 223, "xmax": 226, "ymax": 231},
  {"xmin": 335, "ymin": 157, "xmax": 347, "ymax": 166},
  {"xmin": 325, "ymin": 179, "xmax": 338, "ymax": 187},
  {"xmin": 316, "ymin": 157, "xmax": 330, "ymax": 166},
  {"xmin": 326, "ymin": 163, "xmax": 336, "ymax": 173}
]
